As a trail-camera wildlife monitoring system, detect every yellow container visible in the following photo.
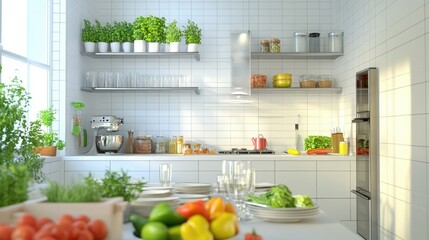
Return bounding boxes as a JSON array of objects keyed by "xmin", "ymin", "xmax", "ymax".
[
  {"xmin": 273, "ymin": 73, "xmax": 292, "ymax": 88},
  {"xmin": 339, "ymin": 141, "xmax": 349, "ymax": 155}
]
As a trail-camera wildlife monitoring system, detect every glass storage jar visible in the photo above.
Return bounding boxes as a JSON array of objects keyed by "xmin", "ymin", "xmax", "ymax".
[
  {"xmin": 176, "ymin": 136, "xmax": 184, "ymax": 154},
  {"xmin": 270, "ymin": 38, "xmax": 281, "ymax": 53},
  {"xmin": 134, "ymin": 136, "xmax": 152, "ymax": 154},
  {"xmin": 154, "ymin": 135, "xmax": 167, "ymax": 153},
  {"xmin": 260, "ymin": 40, "xmax": 270, "ymax": 53},
  {"xmin": 308, "ymin": 33, "xmax": 320, "ymax": 52},
  {"xmin": 169, "ymin": 136, "xmax": 177, "ymax": 154},
  {"xmin": 299, "ymin": 74, "xmax": 317, "ymax": 88},
  {"xmin": 294, "ymin": 32, "xmax": 308, "ymax": 52}
]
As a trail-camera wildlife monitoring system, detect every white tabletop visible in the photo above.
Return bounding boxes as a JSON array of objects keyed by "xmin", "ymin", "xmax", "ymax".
[{"xmin": 122, "ymin": 211, "xmax": 363, "ymax": 240}]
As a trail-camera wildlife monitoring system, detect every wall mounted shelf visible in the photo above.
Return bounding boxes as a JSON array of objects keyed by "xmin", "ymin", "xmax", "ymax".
[
  {"xmin": 81, "ymin": 52, "xmax": 200, "ymax": 61},
  {"xmin": 252, "ymin": 87, "xmax": 342, "ymax": 93},
  {"xmin": 81, "ymin": 87, "xmax": 200, "ymax": 95},
  {"xmin": 251, "ymin": 52, "xmax": 343, "ymax": 60}
]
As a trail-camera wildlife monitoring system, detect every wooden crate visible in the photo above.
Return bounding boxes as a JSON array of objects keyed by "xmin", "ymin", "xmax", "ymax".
[{"xmin": 0, "ymin": 197, "xmax": 127, "ymax": 240}]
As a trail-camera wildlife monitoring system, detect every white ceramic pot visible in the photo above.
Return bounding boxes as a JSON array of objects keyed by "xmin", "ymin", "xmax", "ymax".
[
  {"xmin": 169, "ymin": 42, "xmax": 180, "ymax": 52},
  {"xmin": 122, "ymin": 42, "xmax": 133, "ymax": 52},
  {"xmin": 84, "ymin": 42, "xmax": 96, "ymax": 52},
  {"xmin": 148, "ymin": 42, "xmax": 160, "ymax": 52},
  {"xmin": 97, "ymin": 42, "xmax": 109, "ymax": 53},
  {"xmin": 187, "ymin": 43, "xmax": 199, "ymax": 52},
  {"xmin": 110, "ymin": 42, "xmax": 121, "ymax": 52},
  {"xmin": 134, "ymin": 40, "xmax": 146, "ymax": 52}
]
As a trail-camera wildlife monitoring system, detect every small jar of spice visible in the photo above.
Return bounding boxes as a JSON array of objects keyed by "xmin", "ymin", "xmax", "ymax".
[
  {"xmin": 270, "ymin": 38, "xmax": 281, "ymax": 53},
  {"xmin": 260, "ymin": 40, "xmax": 270, "ymax": 53}
]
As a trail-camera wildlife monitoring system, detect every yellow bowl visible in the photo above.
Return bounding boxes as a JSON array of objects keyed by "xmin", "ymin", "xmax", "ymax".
[{"xmin": 273, "ymin": 79, "xmax": 292, "ymax": 88}]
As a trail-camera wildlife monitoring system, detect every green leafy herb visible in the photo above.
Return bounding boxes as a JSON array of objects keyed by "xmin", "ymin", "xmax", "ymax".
[
  {"xmin": 248, "ymin": 184, "xmax": 295, "ymax": 208},
  {"xmin": 304, "ymin": 135, "xmax": 332, "ymax": 150},
  {"xmin": 165, "ymin": 20, "xmax": 182, "ymax": 43},
  {"xmin": 0, "ymin": 164, "xmax": 30, "ymax": 207},
  {"xmin": 81, "ymin": 19, "xmax": 97, "ymax": 42},
  {"xmin": 34, "ymin": 106, "xmax": 65, "ymax": 150},
  {"xmin": 42, "ymin": 181, "xmax": 102, "ymax": 203},
  {"xmin": 84, "ymin": 169, "xmax": 145, "ymax": 202},
  {"xmin": 95, "ymin": 20, "xmax": 111, "ymax": 43},
  {"xmin": 293, "ymin": 195, "xmax": 314, "ymax": 207},
  {"xmin": 183, "ymin": 19, "xmax": 202, "ymax": 44}
]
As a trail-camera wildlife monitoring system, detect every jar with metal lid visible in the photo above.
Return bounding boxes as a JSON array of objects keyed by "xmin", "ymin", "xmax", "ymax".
[
  {"xmin": 260, "ymin": 40, "xmax": 270, "ymax": 53},
  {"xmin": 134, "ymin": 136, "xmax": 152, "ymax": 154},
  {"xmin": 169, "ymin": 136, "xmax": 177, "ymax": 154},
  {"xmin": 154, "ymin": 136, "xmax": 167, "ymax": 153},
  {"xmin": 328, "ymin": 32, "xmax": 343, "ymax": 52},
  {"xmin": 176, "ymin": 136, "xmax": 184, "ymax": 154},
  {"xmin": 294, "ymin": 32, "xmax": 308, "ymax": 52},
  {"xmin": 308, "ymin": 33, "xmax": 320, "ymax": 52},
  {"xmin": 270, "ymin": 38, "xmax": 281, "ymax": 53}
]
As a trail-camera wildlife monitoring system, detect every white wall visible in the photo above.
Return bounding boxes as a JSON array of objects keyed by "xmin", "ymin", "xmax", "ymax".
[
  {"xmin": 336, "ymin": 0, "xmax": 429, "ymax": 239},
  {"xmin": 65, "ymin": 0, "xmax": 344, "ymax": 156}
]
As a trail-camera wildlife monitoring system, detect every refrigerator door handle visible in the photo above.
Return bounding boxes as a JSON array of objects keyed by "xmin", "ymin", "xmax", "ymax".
[
  {"xmin": 352, "ymin": 118, "xmax": 370, "ymax": 123},
  {"xmin": 351, "ymin": 190, "xmax": 371, "ymax": 200}
]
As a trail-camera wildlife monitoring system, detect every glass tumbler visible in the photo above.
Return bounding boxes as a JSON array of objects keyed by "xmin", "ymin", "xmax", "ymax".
[{"xmin": 159, "ymin": 163, "xmax": 172, "ymax": 186}]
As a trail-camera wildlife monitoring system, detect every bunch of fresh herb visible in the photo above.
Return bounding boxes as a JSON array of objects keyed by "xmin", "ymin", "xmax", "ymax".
[
  {"xmin": 133, "ymin": 16, "xmax": 146, "ymax": 40},
  {"xmin": 304, "ymin": 135, "xmax": 332, "ymax": 150},
  {"xmin": 42, "ymin": 181, "xmax": 102, "ymax": 203},
  {"xmin": 35, "ymin": 106, "xmax": 65, "ymax": 150},
  {"xmin": 111, "ymin": 21, "xmax": 123, "ymax": 43},
  {"xmin": 165, "ymin": 20, "xmax": 182, "ymax": 43},
  {"xmin": 143, "ymin": 15, "xmax": 166, "ymax": 43},
  {"xmin": 95, "ymin": 20, "xmax": 111, "ymax": 43},
  {"xmin": 0, "ymin": 163, "xmax": 31, "ymax": 207},
  {"xmin": 81, "ymin": 19, "xmax": 97, "ymax": 42},
  {"xmin": 183, "ymin": 19, "xmax": 202, "ymax": 44},
  {"xmin": 122, "ymin": 22, "xmax": 135, "ymax": 42},
  {"xmin": 85, "ymin": 169, "xmax": 145, "ymax": 202}
]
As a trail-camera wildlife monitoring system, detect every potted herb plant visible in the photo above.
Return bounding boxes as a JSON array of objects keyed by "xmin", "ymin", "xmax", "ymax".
[
  {"xmin": 133, "ymin": 16, "xmax": 146, "ymax": 52},
  {"xmin": 0, "ymin": 68, "xmax": 45, "ymax": 183},
  {"xmin": 35, "ymin": 106, "xmax": 66, "ymax": 157},
  {"xmin": 183, "ymin": 19, "xmax": 202, "ymax": 52},
  {"xmin": 143, "ymin": 15, "xmax": 166, "ymax": 52},
  {"xmin": 121, "ymin": 21, "xmax": 135, "ymax": 52},
  {"xmin": 110, "ymin": 21, "xmax": 122, "ymax": 52},
  {"xmin": 165, "ymin": 20, "xmax": 182, "ymax": 52},
  {"xmin": 81, "ymin": 19, "xmax": 97, "ymax": 52},
  {"xmin": 95, "ymin": 20, "xmax": 111, "ymax": 52}
]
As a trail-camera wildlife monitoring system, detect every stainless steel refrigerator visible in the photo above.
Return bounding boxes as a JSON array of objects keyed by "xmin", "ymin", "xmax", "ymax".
[{"xmin": 351, "ymin": 68, "xmax": 379, "ymax": 240}]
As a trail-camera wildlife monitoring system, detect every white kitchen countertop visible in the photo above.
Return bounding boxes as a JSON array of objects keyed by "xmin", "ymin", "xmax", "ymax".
[
  {"xmin": 63, "ymin": 153, "xmax": 355, "ymax": 161},
  {"xmin": 121, "ymin": 211, "xmax": 363, "ymax": 240}
]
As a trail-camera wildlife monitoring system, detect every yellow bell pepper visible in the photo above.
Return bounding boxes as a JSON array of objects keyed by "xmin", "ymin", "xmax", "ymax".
[
  {"xmin": 205, "ymin": 197, "xmax": 226, "ymax": 220},
  {"xmin": 180, "ymin": 214, "xmax": 214, "ymax": 240},
  {"xmin": 210, "ymin": 212, "xmax": 239, "ymax": 240}
]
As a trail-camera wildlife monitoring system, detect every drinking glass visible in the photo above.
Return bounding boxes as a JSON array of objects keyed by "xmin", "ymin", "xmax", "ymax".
[{"xmin": 159, "ymin": 163, "xmax": 172, "ymax": 187}]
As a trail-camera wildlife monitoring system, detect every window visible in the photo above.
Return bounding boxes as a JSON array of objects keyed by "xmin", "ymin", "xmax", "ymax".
[{"xmin": 0, "ymin": 0, "xmax": 51, "ymax": 120}]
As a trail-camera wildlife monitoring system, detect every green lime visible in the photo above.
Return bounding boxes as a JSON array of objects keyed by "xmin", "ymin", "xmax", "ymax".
[{"xmin": 141, "ymin": 222, "xmax": 168, "ymax": 240}]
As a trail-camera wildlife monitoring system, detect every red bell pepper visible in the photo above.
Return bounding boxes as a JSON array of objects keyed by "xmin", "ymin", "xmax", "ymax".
[
  {"xmin": 245, "ymin": 228, "xmax": 263, "ymax": 240},
  {"xmin": 176, "ymin": 199, "xmax": 210, "ymax": 221}
]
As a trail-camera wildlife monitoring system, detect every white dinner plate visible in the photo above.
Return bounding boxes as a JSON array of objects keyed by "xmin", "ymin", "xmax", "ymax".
[{"xmin": 139, "ymin": 189, "xmax": 171, "ymax": 198}]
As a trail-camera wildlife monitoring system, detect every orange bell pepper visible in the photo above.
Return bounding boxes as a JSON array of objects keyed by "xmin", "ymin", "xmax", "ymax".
[
  {"xmin": 176, "ymin": 199, "xmax": 210, "ymax": 221},
  {"xmin": 205, "ymin": 197, "xmax": 226, "ymax": 220}
]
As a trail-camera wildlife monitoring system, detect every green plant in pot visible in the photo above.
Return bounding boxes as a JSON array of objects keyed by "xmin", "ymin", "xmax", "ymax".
[
  {"xmin": 121, "ymin": 21, "xmax": 135, "ymax": 52},
  {"xmin": 110, "ymin": 21, "xmax": 123, "ymax": 52},
  {"xmin": 143, "ymin": 15, "xmax": 166, "ymax": 52},
  {"xmin": 35, "ymin": 106, "xmax": 66, "ymax": 157},
  {"xmin": 133, "ymin": 16, "xmax": 146, "ymax": 52},
  {"xmin": 165, "ymin": 20, "xmax": 182, "ymax": 52},
  {"xmin": 81, "ymin": 19, "xmax": 97, "ymax": 52},
  {"xmin": 183, "ymin": 19, "xmax": 202, "ymax": 52},
  {"xmin": 0, "ymin": 65, "xmax": 45, "ymax": 184},
  {"xmin": 95, "ymin": 20, "xmax": 111, "ymax": 52}
]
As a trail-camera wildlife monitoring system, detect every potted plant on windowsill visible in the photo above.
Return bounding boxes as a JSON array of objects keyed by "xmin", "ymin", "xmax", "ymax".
[
  {"xmin": 81, "ymin": 19, "xmax": 97, "ymax": 52},
  {"xmin": 95, "ymin": 20, "xmax": 111, "ymax": 53},
  {"xmin": 133, "ymin": 16, "xmax": 146, "ymax": 52},
  {"xmin": 165, "ymin": 20, "xmax": 182, "ymax": 52},
  {"xmin": 0, "ymin": 66, "xmax": 45, "ymax": 184},
  {"xmin": 183, "ymin": 19, "xmax": 202, "ymax": 52},
  {"xmin": 121, "ymin": 21, "xmax": 135, "ymax": 52},
  {"xmin": 110, "ymin": 21, "xmax": 122, "ymax": 52},
  {"xmin": 143, "ymin": 15, "xmax": 166, "ymax": 52},
  {"xmin": 34, "ymin": 106, "xmax": 66, "ymax": 157}
]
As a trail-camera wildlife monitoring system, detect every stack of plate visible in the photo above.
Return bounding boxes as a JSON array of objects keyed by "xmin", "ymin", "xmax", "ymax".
[
  {"xmin": 255, "ymin": 182, "xmax": 275, "ymax": 192},
  {"xmin": 139, "ymin": 189, "xmax": 172, "ymax": 198},
  {"xmin": 174, "ymin": 183, "xmax": 213, "ymax": 195},
  {"xmin": 130, "ymin": 196, "xmax": 180, "ymax": 217},
  {"xmin": 175, "ymin": 194, "xmax": 210, "ymax": 204},
  {"xmin": 247, "ymin": 202, "xmax": 319, "ymax": 223}
]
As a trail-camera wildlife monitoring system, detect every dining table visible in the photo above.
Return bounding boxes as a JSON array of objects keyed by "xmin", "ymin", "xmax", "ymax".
[{"xmin": 122, "ymin": 210, "xmax": 363, "ymax": 240}]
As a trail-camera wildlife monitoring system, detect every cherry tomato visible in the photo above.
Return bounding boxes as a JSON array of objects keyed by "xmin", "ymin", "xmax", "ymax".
[
  {"xmin": 11, "ymin": 225, "xmax": 35, "ymax": 240},
  {"xmin": 15, "ymin": 213, "xmax": 37, "ymax": 229},
  {"xmin": 88, "ymin": 219, "xmax": 107, "ymax": 240},
  {"xmin": 0, "ymin": 223, "xmax": 13, "ymax": 240}
]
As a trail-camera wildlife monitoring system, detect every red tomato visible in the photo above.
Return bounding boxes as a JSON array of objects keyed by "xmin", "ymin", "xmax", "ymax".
[
  {"xmin": 0, "ymin": 223, "xmax": 13, "ymax": 240},
  {"xmin": 74, "ymin": 215, "xmax": 90, "ymax": 224},
  {"xmin": 11, "ymin": 225, "xmax": 35, "ymax": 240},
  {"xmin": 58, "ymin": 214, "xmax": 74, "ymax": 226},
  {"xmin": 73, "ymin": 220, "xmax": 89, "ymax": 231},
  {"xmin": 74, "ymin": 229, "xmax": 95, "ymax": 240},
  {"xmin": 88, "ymin": 219, "xmax": 107, "ymax": 240},
  {"xmin": 33, "ymin": 229, "xmax": 53, "ymax": 240},
  {"xmin": 15, "ymin": 213, "xmax": 37, "ymax": 229},
  {"xmin": 49, "ymin": 223, "xmax": 70, "ymax": 240},
  {"xmin": 36, "ymin": 217, "xmax": 53, "ymax": 230},
  {"xmin": 244, "ymin": 228, "xmax": 263, "ymax": 240}
]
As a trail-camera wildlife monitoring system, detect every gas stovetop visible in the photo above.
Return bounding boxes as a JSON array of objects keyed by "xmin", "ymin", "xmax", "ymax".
[{"xmin": 218, "ymin": 148, "xmax": 275, "ymax": 154}]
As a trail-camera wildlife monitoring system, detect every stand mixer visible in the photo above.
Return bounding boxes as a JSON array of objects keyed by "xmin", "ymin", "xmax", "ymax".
[{"xmin": 87, "ymin": 115, "xmax": 124, "ymax": 154}]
